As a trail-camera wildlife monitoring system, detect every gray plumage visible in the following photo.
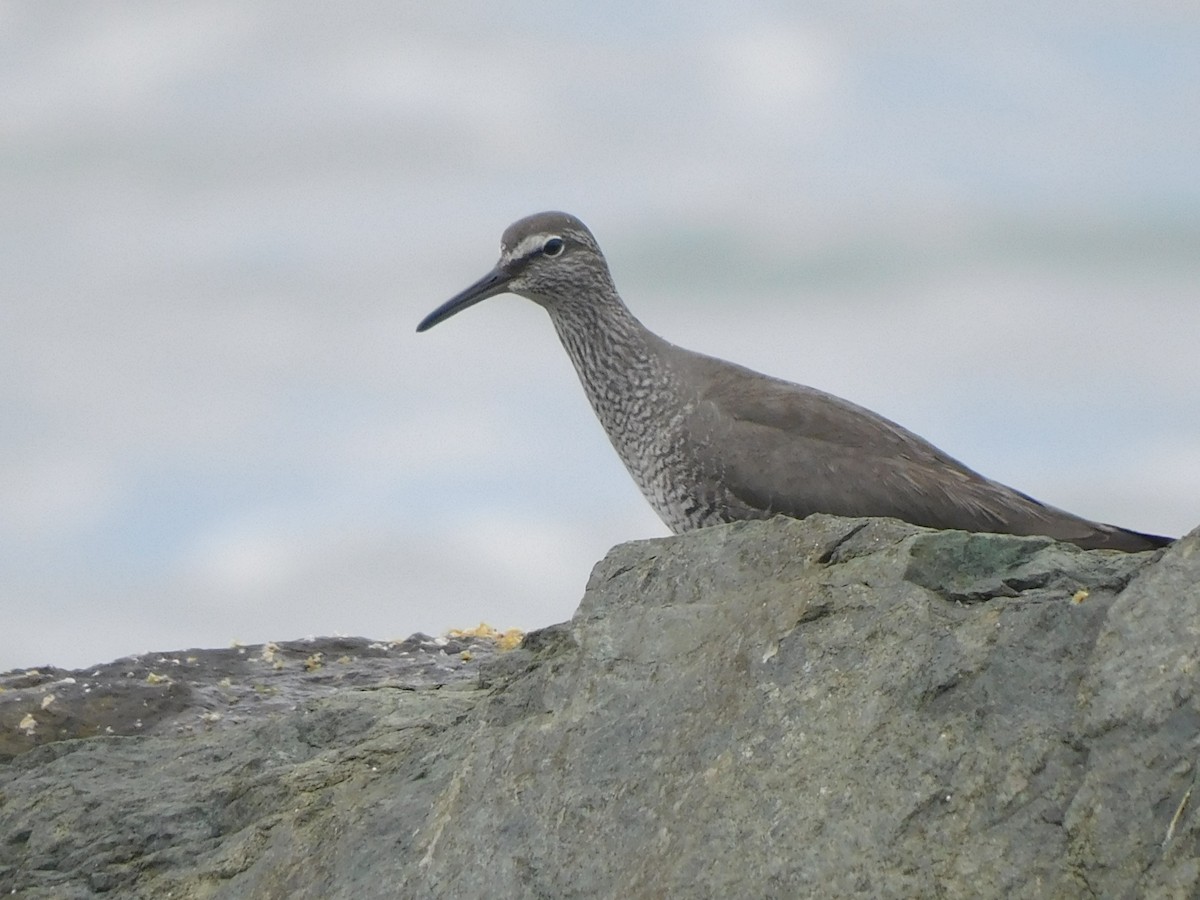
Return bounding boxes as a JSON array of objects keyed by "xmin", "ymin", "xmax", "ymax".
[{"xmin": 417, "ymin": 211, "xmax": 1171, "ymax": 552}]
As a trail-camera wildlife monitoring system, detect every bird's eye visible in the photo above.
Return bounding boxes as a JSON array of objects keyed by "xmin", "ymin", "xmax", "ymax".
[{"xmin": 542, "ymin": 237, "xmax": 564, "ymax": 257}]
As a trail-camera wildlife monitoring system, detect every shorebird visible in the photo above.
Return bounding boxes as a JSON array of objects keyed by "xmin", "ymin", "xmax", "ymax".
[{"xmin": 417, "ymin": 211, "xmax": 1171, "ymax": 552}]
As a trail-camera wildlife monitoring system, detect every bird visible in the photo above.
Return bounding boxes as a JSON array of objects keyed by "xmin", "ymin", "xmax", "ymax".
[{"xmin": 417, "ymin": 211, "xmax": 1172, "ymax": 553}]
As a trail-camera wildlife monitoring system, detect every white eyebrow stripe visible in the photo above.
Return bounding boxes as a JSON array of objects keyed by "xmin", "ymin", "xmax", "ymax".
[{"xmin": 501, "ymin": 233, "xmax": 557, "ymax": 263}]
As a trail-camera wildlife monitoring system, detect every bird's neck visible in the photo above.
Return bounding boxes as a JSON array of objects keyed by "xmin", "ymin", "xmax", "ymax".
[
  {"xmin": 548, "ymin": 297, "xmax": 681, "ymax": 437},
  {"xmin": 548, "ymin": 293, "xmax": 715, "ymax": 534}
]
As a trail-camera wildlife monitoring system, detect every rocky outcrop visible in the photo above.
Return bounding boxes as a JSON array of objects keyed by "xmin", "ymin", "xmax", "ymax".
[{"xmin": 1, "ymin": 515, "xmax": 1198, "ymax": 899}]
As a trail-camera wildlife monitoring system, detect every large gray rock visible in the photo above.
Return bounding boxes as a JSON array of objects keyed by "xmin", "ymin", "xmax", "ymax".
[{"xmin": 2, "ymin": 515, "xmax": 1198, "ymax": 899}]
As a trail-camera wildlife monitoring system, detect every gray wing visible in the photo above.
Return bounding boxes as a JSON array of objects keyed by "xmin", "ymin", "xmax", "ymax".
[{"xmin": 685, "ymin": 356, "xmax": 1161, "ymax": 550}]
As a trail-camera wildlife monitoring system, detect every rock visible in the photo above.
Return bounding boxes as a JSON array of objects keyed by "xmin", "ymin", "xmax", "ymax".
[
  {"xmin": 0, "ymin": 633, "xmax": 504, "ymax": 762},
  {"xmin": 1, "ymin": 515, "xmax": 1197, "ymax": 899}
]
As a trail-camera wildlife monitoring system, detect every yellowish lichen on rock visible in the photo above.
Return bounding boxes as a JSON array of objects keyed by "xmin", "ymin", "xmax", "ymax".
[
  {"xmin": 496, "ymin": 628, "xmax": 525, "ymax": 651},
  {"xmin": 446, "ymin": 622, "xmax": 526, "ymax": 651},
  {"xmin": 447, "ymin": 622, "xmax": 500, "ymax": 640},
  {"xmin": 261, "ymin": 642, "xmax": 284, "ymax": 670}
]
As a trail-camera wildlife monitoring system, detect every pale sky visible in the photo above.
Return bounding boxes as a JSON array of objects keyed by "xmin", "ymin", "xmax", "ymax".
[{"xmin": 3, "ymin": 2, "xmax": 1198, "ymax": 670}]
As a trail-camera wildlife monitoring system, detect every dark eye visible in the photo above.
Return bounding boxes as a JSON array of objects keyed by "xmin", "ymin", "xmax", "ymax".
[{"xmin": 542, "ymin": 237, "xmax": 564, "ymax": 257}]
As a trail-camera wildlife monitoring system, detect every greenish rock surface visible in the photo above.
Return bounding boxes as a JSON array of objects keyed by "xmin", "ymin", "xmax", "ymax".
[{"xmin": 2, "ymin": 515, "xmax": 1198, "ymax": 899}]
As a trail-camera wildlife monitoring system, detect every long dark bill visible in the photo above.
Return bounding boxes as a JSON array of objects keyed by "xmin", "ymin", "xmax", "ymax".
[{"xmin": 416, "ymin": 266, "xmax": 512, "ymax": 332}]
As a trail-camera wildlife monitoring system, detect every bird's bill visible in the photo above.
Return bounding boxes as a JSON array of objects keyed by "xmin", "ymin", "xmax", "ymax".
[{"xmin": 416, "ymin": 266, "xmax": 512, "ymax": 332}]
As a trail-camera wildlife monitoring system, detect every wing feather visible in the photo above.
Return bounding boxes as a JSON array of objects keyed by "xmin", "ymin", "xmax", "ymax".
[{"xmin": 679, "ymin": 354, "xmax": 1141, "ymax": 546}]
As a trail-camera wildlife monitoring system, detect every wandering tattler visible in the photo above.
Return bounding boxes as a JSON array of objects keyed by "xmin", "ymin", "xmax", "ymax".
[{"xmin": 417, "ymin": 211, "xmax": 1171, "ymax": 552}]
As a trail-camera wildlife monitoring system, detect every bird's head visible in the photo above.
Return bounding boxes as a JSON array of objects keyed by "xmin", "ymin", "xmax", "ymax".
[{"xmin": 416, "ymin": 211, "xmax": 617, "ymax": 332}]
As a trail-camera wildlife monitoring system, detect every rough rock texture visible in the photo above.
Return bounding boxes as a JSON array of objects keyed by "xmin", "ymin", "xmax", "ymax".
[
  {"xmin": 0, "ymin": 632, "xmax": 510, "ymax": 763},
  {"xmin": 1, "ymin": 515, "xmax": 1198, "ymax": 899}
]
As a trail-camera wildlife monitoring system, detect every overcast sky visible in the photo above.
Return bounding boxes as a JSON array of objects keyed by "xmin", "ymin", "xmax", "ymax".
[{"xmin": 3, "ymin": 2, "xmax": 1198, "ymax": 670}]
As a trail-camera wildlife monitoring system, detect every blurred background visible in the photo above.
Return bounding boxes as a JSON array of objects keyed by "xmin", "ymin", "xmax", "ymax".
[{"xmin": 3, "ymin": 2, "xmax": 1198, "ymax": 670}]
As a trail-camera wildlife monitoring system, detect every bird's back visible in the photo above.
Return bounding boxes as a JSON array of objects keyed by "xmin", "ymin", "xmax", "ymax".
[{"xmin": 658, "ymin": 345, "xmax": 1169, "ymax": 552}]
